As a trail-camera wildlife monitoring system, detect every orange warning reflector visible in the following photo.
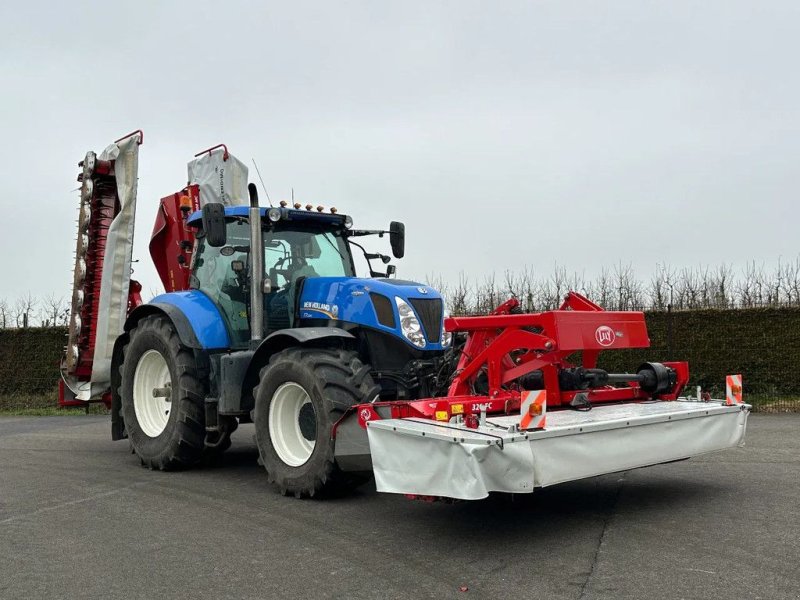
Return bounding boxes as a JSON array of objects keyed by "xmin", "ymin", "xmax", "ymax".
[
  {"xmin": 726, "ymin": 374, "xmax": 743, "ymax": 405},
  {"xmin": 520, "ymin": 390, "xmax": 546, "ymax": 430}
]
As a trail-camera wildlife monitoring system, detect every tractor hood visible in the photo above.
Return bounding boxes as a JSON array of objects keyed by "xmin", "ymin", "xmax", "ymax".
[{"xmin": 298, "ymin": 277, "xmax": 448, "ymax": 350}]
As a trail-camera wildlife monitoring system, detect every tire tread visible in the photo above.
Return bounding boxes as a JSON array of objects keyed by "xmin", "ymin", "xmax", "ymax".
[
  {"xmin": 253, "ymin": 347, "xmax": 379, "ymax": 497},
  {"xmin": 119, "ymin": 315, "xmax": 206, "ymax": 470}
]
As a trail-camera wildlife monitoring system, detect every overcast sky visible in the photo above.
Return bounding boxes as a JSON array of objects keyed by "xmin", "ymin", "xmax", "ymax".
[{"xmin": 1, "ymin": 1, "xmax": 798, "ymax": 303}]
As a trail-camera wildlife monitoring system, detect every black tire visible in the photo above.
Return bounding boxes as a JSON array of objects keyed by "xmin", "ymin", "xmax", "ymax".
[
  {"xmin": 119, "ymin": 315, "xmax": 206, "ymax": 470},
  {"xmin": 253, "ymin": 347, "xmax": 379, "ymax": 498}
]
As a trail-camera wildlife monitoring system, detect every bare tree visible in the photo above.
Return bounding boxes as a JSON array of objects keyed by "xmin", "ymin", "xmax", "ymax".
[
  {"xmin": 473, "ymin": 273, "xmax": 499, "ymax": 315},
  {"xmin": 677, "ymin": 266, "xmax": 700, "ymax": 309},
  {"xmin": 711, "ymin": 264, "xmax": 733, "ymax": 308},
  {"xmin": 611, "ymin": 263, "xmax": 643, "ymax": 310},
  {"xmin": 42, "ymin": 294, "xmax": 66, "ymax": 328},
  {"xmin": 0, "ymin": 299, "xmax": 9, "ymax": 329},
  {"xmin": 422, "ymin": 254, "xmax": 800, "ymax": 315},
  {"xmin": 594, "ymin": 268, "xmax": 613, "ymax": 309},
  {"xmin": 736, "ymin": 261, "xmax": 757, "ymax": 308},
  {"xmin": 519, "ymin": 267, "xmax": 538, "ymax": 312},
  {"xmin": 780, "ymin": 257, "xmax": 800, "ymax": 305},
  {"xmin": 648, "ymin": 263, "xmax": 670, "ymax": 311},
  {"xmin": 447, "ymin": 273, "xmax": 470, "ymax": 316},
  {"xmin": 14, "ymin": 293, "xmax": 37, "ymax": 328}
]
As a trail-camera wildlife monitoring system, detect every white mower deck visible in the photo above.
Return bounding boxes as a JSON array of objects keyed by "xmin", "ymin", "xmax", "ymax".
[{"xmin": 366, "ymin": 400, "xmax": 750, "ymax": 500}]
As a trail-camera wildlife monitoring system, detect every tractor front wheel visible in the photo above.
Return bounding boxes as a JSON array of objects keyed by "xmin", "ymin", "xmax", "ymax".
[{"xmin": 253, "ymin": 347, "xmax": 378, "ymax": 497}]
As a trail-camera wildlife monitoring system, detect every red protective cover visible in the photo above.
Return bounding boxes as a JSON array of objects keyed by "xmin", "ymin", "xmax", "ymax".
[{"xmin": 149, "ymin": 185, "xmax": 199, "ymax": 292}]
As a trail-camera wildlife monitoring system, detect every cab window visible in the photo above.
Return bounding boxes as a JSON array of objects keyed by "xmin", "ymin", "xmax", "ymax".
[{"xmin": 192, "ymin": 219, "xmax": 251, "ymax": 347}]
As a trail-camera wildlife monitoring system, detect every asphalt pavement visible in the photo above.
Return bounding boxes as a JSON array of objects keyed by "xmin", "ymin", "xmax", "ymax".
[{"xmin": 0, "ymin": 414, "xmax": 797, "ymax": 600}]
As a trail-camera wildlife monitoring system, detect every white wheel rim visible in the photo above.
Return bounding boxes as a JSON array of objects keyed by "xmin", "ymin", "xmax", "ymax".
[
  {"xmin": 133, "ymin": 349, "xmax": 172, "ymax": 438},
  {"xmin": 269, "ymin": 382, "xmax": 317, "ymax": 467}
]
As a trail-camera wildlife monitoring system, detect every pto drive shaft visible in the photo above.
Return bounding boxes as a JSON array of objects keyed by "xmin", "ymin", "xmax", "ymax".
[{"xmin": 517, "ymin": 362, "xmax": 676, "ymax": 395}]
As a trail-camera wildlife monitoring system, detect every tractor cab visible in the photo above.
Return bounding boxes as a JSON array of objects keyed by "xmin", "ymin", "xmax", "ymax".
[{"xmin": 186, "ymin": 205, "xmax": 359, "ymax": 346}]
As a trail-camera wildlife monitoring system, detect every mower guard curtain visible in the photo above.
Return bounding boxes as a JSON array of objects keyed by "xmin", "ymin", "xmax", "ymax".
[
  {"xmin": 367, "ymin": 404, "xmax": 749, "ymax": 500},
  {"xmin": 187, "ymin": 150, "xmax": 249, "ymax": 207},
  {"xmin": 89, "ymin": 135, "xmax": 140, "ymax": 393}
]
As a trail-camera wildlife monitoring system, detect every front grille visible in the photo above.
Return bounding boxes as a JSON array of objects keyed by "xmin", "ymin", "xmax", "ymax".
[
  {"xmin": 370, "ymin": 293, "xmax": 396, "ymax": 328},
  {"xmin": 408, "ymin": 298, "xmax": 443, "ymax": 343}
]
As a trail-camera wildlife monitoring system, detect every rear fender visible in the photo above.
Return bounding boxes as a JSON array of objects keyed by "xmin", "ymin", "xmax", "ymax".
[{"xmin": 125, "ymin": 303, "xmax": 203, "ymax": 349}]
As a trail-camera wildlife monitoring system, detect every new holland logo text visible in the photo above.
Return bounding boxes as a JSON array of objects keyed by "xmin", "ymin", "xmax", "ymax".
[
  {"xmin": 301, "ymin": 302, "xmax": 339, "ymax": 319},
  {"xmin": 303, "ymin": 301, "xmax": 331, "ymax": 311}
]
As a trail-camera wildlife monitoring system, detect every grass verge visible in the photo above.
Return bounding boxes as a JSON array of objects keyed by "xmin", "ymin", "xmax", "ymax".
[
  {"xmin": 0, "ymin": 405, "xmax": 109, "ymax": 416},
  {"xmin": 0, "ymin": 393, "xmax": 109, "ymax": 416}
]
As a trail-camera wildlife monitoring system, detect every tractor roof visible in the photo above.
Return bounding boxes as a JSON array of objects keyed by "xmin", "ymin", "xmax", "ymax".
[{"xmin": 186, "ymin": 206, "xmax": 350, "ymax": 228}]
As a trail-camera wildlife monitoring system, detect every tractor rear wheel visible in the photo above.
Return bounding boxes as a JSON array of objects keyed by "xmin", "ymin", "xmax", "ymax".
[
  {"xmin": 253, "ymin": 347, "xmax": 378, "ymax": 497},
  {"xmin": 119, "ymin": 315, "xmax": 206, "ymax": 470}
]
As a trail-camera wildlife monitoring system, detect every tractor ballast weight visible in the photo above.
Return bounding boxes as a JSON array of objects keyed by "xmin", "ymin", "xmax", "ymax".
[{"xmin": 63, "ymin": 132, "xmax": 750, "ymax": 501}]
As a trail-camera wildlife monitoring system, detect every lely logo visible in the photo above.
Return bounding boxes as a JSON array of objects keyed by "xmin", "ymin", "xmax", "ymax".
[{"xmin": 595, "ymin": 325, "xmax": 616, "ymax": 347}]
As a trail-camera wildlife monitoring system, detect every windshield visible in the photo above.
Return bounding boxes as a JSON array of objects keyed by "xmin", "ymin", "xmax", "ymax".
[
  {"xmin": 264, "ymin": 226, "xmax": 354, "ymax": 289},
  {"xmin": 263, "ymin": 225, "xmax": 353, "ymax": 332}
]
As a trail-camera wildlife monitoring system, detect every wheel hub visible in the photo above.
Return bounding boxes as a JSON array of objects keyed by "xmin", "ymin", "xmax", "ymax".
[
  {"xmin": 269, "ymin": 382, "xmax": 317, "ymax": 467},
  {"xmin": 133, "ymin": 349, "xmax": 172, "ymax": 438}
]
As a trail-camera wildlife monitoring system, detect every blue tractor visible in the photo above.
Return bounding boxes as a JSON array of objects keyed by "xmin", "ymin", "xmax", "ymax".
[{"xmin": 111, "ymin": 184, "xmax": 450, "ymax": 496}]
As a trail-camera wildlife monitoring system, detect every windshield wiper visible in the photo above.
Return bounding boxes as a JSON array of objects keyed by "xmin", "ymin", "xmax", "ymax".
[{"xmin": 320, "ymin": 232, "xmax": 346, "ymax": 262}]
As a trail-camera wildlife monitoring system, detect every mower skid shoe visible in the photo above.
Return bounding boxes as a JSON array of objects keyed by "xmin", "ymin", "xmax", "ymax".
[{"xmin": 366, "ymin": 400, "xmax": 750, "ymax": 500}]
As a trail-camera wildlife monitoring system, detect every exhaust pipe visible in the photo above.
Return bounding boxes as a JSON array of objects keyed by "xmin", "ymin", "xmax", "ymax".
[{"xmin": 248, "ymin": 183, "xmax": 264, "ymax": 343}]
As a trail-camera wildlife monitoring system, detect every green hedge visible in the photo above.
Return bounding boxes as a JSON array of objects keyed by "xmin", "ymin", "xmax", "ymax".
[
  {"xmin": 1, "ymin": 308, "xmax": 798, "ymax": 405},
  {"xmin": 0, "ymin": 327, "xmax": 66, "ymax": 397},
  {"xmin": 597, "ymin": 307, "xmax": 800, "ymax": 396}
]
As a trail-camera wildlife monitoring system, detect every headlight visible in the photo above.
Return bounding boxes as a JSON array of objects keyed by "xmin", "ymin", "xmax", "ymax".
[
  {"xmin": 395, "ymin": 297, "xmax": 426, "ymax": 348},
  {"xmin": 441, "ymin": 309, "xmax": 452, "ymax": 348},
  {"xmin": 441, "ymin": 330, "xmax": 452, "ymax": 347},
  {"xmin": 267, "ymin": 207, "xmax": 282, "ymax": 222},
  {"xmin": 344, "ymin": 215, "xmax": 353, "ymax": 229}
]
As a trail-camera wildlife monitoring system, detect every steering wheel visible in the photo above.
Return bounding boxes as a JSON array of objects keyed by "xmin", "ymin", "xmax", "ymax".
[{"xmin": 269, "ymin": 256, "xmax": 293, "ymax": 291}]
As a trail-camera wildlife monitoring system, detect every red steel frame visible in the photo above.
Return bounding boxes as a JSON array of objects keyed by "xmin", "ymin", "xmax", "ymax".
[
  {"xmin": 149, "ymin": 185, "xmax": 200, "ymax": 292},
  {"xmin": 350, "ymin": 292, "xmax": 689, "ymax": 429}
]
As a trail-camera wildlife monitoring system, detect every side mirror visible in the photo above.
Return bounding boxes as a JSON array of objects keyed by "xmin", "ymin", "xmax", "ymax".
[
  {"xmin": 202, "ymin": 203, "xmax": 227, "ymax": 247},
  {"xmin": 389, "ymin": 221, "xmax": 405, "ymax": 259}
]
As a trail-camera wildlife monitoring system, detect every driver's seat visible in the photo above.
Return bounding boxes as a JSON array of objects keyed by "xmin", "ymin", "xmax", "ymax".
[
  {"xmin": 286, "ymin": 260, "xmax": 319, "ymax": 323},
  {"xmin": 265, "ymin": 259, "xmax": 320, "ymax": 331}
]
